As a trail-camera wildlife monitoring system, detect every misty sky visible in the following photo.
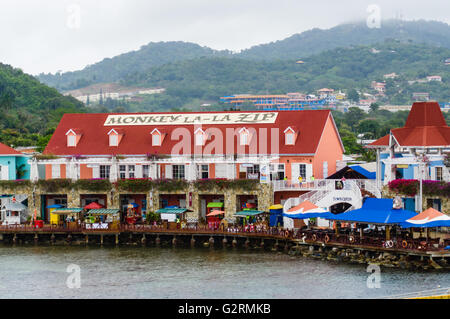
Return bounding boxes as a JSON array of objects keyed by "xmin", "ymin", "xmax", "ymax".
[{"xmin": 1, "ymin": 0, "xmax": 449, "ymax": 75}]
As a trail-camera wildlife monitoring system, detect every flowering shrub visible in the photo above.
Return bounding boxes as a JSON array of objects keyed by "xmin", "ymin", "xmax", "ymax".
[
  {"xmin": 388, "ymin": 179, "xmax": 450, "ymax": 197},
  {"xmin": 74, "ymin": 179, "xmax": 112, "ymax": 192},
  {"xmin": 116, "ymin": 178, "xmax": 154, "ymax": 192},
  {"xmin": 193, "ymin": 178, "xmax": 259, "ymax": 191},
  {"xmin": 37, "ymin": 179, "xmax": 72, "ymax": 192},
  {"xmin": 0, "ymin": 180, "xmax": 32, "ymax": 189}
]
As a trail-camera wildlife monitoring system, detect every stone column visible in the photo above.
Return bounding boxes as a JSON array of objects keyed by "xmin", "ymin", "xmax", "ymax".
[{"xmin": 224, "ymin": 190, "xmax": 236, "ymax": 221}]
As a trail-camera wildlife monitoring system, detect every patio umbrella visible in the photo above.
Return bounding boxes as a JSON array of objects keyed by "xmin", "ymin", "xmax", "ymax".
[
  {"xmin": 401, "ymin": 208, "xmax": 450, "ymax": 228},
  {"xmin": 283, "ymin": 200, "xmax": 330, "ymax": 219},
  {"xmin": 206, "ymin": 210, "xmax": 225, "ymax": 217},
  {"xmin": 84, "ymin": 202, "xmax": 104, "ymax": 210}
]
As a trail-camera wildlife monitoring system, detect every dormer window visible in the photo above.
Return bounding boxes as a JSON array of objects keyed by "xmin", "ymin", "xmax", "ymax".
[
  {"xmin": 151, "ymin": 128, "xmax": 162, "ymax": 146},
  {"xmin": 284, "ymin": 127, "xmax": 298, "ymax": 145},
  {"xmin": 194, "ymin": 128, "xmax": 207, "ymax": 146},
  {"xmin": 66, "ymin": 129, "xmax": 81, "ymax": 147},
  {"xmin": 239, "ymin": 128, "xmax": 250, "ymax": 146},
  {"xmin": 108, "ymin": 129, "xmax": 123, "ymax": 147}
]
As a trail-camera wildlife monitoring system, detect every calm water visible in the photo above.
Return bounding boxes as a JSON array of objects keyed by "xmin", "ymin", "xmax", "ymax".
[{"xmin": 0, "ymin": 245, "xmax": 448, "ymax": 299}]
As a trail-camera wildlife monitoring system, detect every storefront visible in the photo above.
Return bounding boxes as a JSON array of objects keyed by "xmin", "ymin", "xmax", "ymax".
[
  {"xmin": 119, "ymin": 194, "xmax": 147, "ymax": 222},
  {"xmin": 84, "ymin": 209, "xmax": 120, "ymax": 230},
  {"xmin": 49, "ymin": 207, "xmax": 83, "ymax": 228}
]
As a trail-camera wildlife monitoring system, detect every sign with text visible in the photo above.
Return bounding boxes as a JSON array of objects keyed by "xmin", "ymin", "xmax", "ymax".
[{"xmin": 104, "ymin": 112, "xmax": 278, "ymax": 126}]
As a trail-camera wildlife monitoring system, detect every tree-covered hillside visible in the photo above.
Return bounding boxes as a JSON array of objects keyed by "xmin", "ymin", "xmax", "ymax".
[
  {"xmin": 113, "ymin": 41, "xmax": 450, "ymax": 111},
  {"xmin": 38, "ymin": 42, "xmax": 230, "ymax": 91},
  {"xmin": 0, "ymin": 63, "xmax": 86, "ymax": 148},
  {"xmin": 239, "ymin": 19, "xmax": 450, "ymax": 60},
  {"xmin": 38, "ymin": 19, "xmax": 450, "ymax": 91}
]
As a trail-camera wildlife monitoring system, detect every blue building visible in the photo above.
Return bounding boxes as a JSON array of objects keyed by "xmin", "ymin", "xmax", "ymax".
[{"xmin": 0, "ymin": 142, "xmax": 31, "ymax": 180}]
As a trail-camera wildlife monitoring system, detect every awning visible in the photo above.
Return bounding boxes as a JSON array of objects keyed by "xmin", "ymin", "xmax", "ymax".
[
  {"xmin": 283, "ymin": 200, "xmax": 330, "ymax": 219},
  {"xmin": 206, "ymin": 210, "xmax": 225, "ymax": 217},
  {"xmin": 235, "ymin": 210, "xmax": 266, "ymax": 217},
  {"xmin": 3, "ymin": 201, "xmax": 27, "ymax": 211},
  {"xmin": 325, "ymin": 198, "xmax": 417, "ymax": 225},
  {"xmin": 156, "ymin": 208, "xmax": 190, "ymax": 214},
  {"xmin": 401, "ymin": 208, "xmax": 450, "ymax": 228},
  {"xmin": 84, "ymin": 202, "xmax": 104, "ymax": 210},
  {"xmin": 207, "ymin": 202, "xmax": 224, "ymax": 208},
  {"xmin": 86, "ymin": 209, "xmax": 120, "ymax": 215},
  {"xmin": 47, "ymin": 204, "xmax": 63, "ymax": 209},
  {"xmin": 51, "ymin": 208, "xmax": 83, "ymax": 215},
  {"xmin": 269, "ymin": 204, "xmax": 283, "ymax": 210}
]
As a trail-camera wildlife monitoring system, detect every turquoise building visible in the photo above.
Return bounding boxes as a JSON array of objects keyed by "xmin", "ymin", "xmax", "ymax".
[{"xmin": 0, "ymin": 143, "xmax": 31, "ymax": 180}]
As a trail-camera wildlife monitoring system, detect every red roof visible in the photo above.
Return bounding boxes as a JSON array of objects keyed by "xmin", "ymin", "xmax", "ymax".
[
  {"xmin": 368, "ymin": 102, "xmax": 450, "ymax": 148},
  {"xmin": 44, "ymin": 110, "xmax": 338, "ymax": 156},
  {"xmin": 0, "ymin": 142, "xmax": 23, "ymax": 156}
]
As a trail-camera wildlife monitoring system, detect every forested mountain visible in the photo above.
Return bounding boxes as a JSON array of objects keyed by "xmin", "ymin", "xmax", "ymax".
[
  {"xmin": 115, "ymin": 41, "xmax": 450, "ymax": 111},
  {"xmin": 239, "ymin": 19, "xmax": 450, "ymax": 60},
  {"xmin": 38, "ymin": 19, "xmax": 450, "ymax": 91},
  {"xmin": 38, "ymin": 42, "xmax": 230, "ymax": 91},
  {"xmin": 0, "ymin": 63, "xmax": 85, "ymax": 148}
]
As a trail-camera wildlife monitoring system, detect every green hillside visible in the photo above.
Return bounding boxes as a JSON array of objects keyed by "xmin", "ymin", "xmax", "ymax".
[
  {"xmin": 38, "ymin": 19, "xmax": 450, "ymax": 91},
  {"xmin": 113, "ymin": 41, "xmax": 450, "ymax": 111},
  {"xmin": 0, "ymin": 63, "xmax": 86, "ymax": 148}
]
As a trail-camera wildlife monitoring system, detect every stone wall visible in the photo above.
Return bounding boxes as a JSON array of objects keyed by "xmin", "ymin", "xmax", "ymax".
[{"xmin": 0, "ymin": 182, "xmax": 274, "ymax": 220}]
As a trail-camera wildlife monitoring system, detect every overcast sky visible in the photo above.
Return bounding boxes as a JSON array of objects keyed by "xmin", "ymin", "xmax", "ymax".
[{"xmin": 1, "ymin": 0, "xmax": 449, "ymax": 75}]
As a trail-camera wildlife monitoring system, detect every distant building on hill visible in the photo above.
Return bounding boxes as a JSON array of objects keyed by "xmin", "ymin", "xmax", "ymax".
[
  {"xmin": 412, "ymin": 92, "xmax": 430, "ymax": 101},
  {"xmin": 383, "ymin": 73, "xmax": 397, "ymax": 79},
  {"xmin": 426, "ymin": 75, "xmax": 442, "ymax": 82}
]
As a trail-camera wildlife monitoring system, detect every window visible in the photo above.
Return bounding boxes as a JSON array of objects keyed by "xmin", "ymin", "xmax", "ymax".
[
  {"xmin": 100, "ymin": 165, "xmax": 110, "ymax": 179},
  {"xmin": 199, "ymin": 164, "xmax": 209, "ymax": 179},
  {"xmin": 67, "ymin": 134, "xmax": 76, "ymax": 147},
  {"xmin": 196, "ymin": 133, "xmax": 204, "ymax": 146},
  {"xmin": 152, "ymin": 134, "xmax": 161, "ymax": 146},
  {"xmin": 128, "ymin": 165, "xmax": 135, "ymax": 178},
  {"xmin": 240, "ymin": 132, "xmax": 248, "ymax": 146},
  {"xmin": 173, "ymin": 165, "xmax": 185, "ymax": 180},
  {"xmin": 143, "ymin": 165, "xmax": 150, "ymax": 178},
  {"xmin": 119, "ymin": 165, "xmax": 126, "ymax": 179},
  {"xmin": 285, "ymin": 133, "xmax": 294, "ymax": 145},
  {"xmin": 247, "ymin": 165, "xmax": 260, "ymax": 179},
  {"xmin": 436, "ymin": 167, "xmax": 443, "ymax": 181},
  {"xmin": 299, "ymin": 164, "xmax": 306, "ymax": 178},
  {"xmin": 51, "ymin": 165, "xmax": 61, "ymax": 178},
  {"xmin": 119, "ymin": 165, "xmax": 135, "ymax": 179},
  {"xmin": 109, "ymin": 134, "xmax": 118, "ymax": 147}
]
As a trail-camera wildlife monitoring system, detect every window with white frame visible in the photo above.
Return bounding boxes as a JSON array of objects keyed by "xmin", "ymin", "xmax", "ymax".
[
  {"xmin": 195, "ymin": 133, "xmax": 204, "ymax": 146},
  {"xmin": 128, "ymin": 165, "xmax": 135, "ymax": 178},
  {"xmin": 299, "ymin": 164, "xmax": 306, "ymax": 178},
  {"xmin": 240, "ymin": 130, "xmax": 249, "ymax": 146},
  {"xmin": 436, "ymin": 167, "xmax": 443, "ymax": 181},
  {"xmin": 51, "ymin": 164, "xmax": 61, "ymax": 178},
  {"xmin": 67, "ymin": 134, "xmax": 76, "ymax": 147},
  {"xmin": 173, "ymin": 165, "xmax": 185, "ymax": 180},
  {"xmin": 119, "ymin": 165, "xmax": 135, "ymax": 179},
  {"xmin": 109, "ymin": 134, "xmax": 118, "ymax": 147},
  {"xmin": 152, "ymin": 134, "xmax": 160, "ymax": 146},
  {"xmin": 285, "ymin": 133, "xmax": 294, "ymax": 145},
  {"xmin": 143, "ymin": 165, "xmax": 150, "ymax": 178},
  {"xmin": 199, "ymin": 164, "xmax": 209, "ymax": 179},
  {"xmin": 100, "ymin": 165, "xmax": 110, "ymax": 179}
]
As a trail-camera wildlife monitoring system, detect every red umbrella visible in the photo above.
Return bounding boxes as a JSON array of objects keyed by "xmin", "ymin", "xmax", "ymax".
[{"xmin": 84, "ymin": 202, "xmax": 104, "ymax": 209}]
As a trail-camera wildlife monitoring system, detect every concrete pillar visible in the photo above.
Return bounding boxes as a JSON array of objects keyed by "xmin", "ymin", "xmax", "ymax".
[
  {"xmin": 222, "ymin": 237, "xmax": 228, "ymax": 248},
  {"xmin": 34, "ymin": 233, "xmax": 38, "ymax": 244},
  {"xmin": 115, "ymin": 234, "xmax": 119, "ymax": 245},
  {"xmin": 155, "ymin": 235, "xmax": 160, "ymax": 246},
  {"xmin": 85, "ymin": 235, "xmax": 89, "ymax": 245},
  {"xmin": 244, "ymin": 238, "xmax": 250, "ymax": 248},
  {"xmin": 232, "ymin": 237, "xmax": 238, "ymax": 248},
  {"xmin": 224, "ymin": 190, "xmax": 236, "ymax": 221},
  {"xmin": 172, "ymin": 235, "xmax": 177, "ymax": 246},
  {"xmin": 209, "ymin": 236, "xmax": 215, "ymax": 245},
  {"xmin": 100, "ymin": 234, "xmax": 104, "ymax": 246},
  {"xmin": 141, "ymin": 234, "xmax": 146, "ymax": 245},
  {"xmin": 51, "ymin": 234, "xmax": 55, "ymax": 244},
  {"xmin": 190, "ymin": 236, "xmax": 196, "ymax": 248}
]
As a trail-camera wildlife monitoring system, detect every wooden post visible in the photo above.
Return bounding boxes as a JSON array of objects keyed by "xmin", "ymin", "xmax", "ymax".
[
  {"xmin": 386, "ymin": 226, "xmax": 391, "ymax": 241},
  {"xmin": 190, "ymin": 236, "xmax": 195, "ymax": 248},
  {"xmin": 100, "ymin": 234, "xmax": 104, "ymax": 246},
  {"xmin": 85, "ymin": 235, "xmax": 89, "ymax": 245},
  {"xmin": 115, "ymin": 234, "xmax": 119, "ymax": 246}
]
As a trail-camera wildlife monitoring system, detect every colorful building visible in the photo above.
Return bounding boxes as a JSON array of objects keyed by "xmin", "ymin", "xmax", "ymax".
[
  {"xmin": 31, "ymin": 110, "xmax": 344, "ymax": 220},
  {"xmin": 0, "ymin": 142, "xmax": 31, "ymax": 181},
  {"xmin": 367, "ymin": 102, "xmax": 450, "ymax": 211}
]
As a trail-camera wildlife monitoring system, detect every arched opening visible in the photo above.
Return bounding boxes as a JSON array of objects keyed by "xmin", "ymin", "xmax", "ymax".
[{"xmin": 329, "ymin": 202, "xmax": 352, "ymax": 215}]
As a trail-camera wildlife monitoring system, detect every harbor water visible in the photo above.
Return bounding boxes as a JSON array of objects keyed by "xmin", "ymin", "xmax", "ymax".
[{"xmin": 0, "ymin": 245, "xmax": 448, "ymax": 299}]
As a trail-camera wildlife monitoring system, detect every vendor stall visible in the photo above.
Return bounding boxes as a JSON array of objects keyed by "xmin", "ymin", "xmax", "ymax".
[
  {"xmin": 1, "ymin": 200, "xmax": 28, "ymax": 226},
  {"xmin": 156, "ymin": 207, "xmax": 191, "ymax": 230},
  {"xmin": 206, "ymin": 210, "xmax": 225, "ymax": 230},
  {"xmin": 125, "ymin": 203, "xmax": 141, "ymax": 225},
  {"xmin": 84, "ymin": 209, "xmax": 120, "ymax": 230},
  {"xmin": 48, "ymin": 207, "xmax": 83, "ymax": 228},
  {"xmin": 235, "ymin": 210, "xmax": 268, "ymax": 231},
  {"xmin": 269, "ymin": 204, "xmax": 283, "ymax": 227}
]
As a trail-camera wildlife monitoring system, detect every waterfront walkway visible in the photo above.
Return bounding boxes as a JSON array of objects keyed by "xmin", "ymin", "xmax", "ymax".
[{"xmin": 1, "ymin": 224, "xmax": 449, "ymax": 258}]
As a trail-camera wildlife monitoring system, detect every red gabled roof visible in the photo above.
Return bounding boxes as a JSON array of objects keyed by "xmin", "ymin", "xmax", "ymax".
[
  {"xmin": 367, "ymin": 102, "xmax": 450, "ymax": 148},
  {"xmin": 44, "ymin": 110, "xmax": 335, "ymax": 156},
  {"xmin": 0, "ymin": 142, "xmax": 23, "ymax": 156}
]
